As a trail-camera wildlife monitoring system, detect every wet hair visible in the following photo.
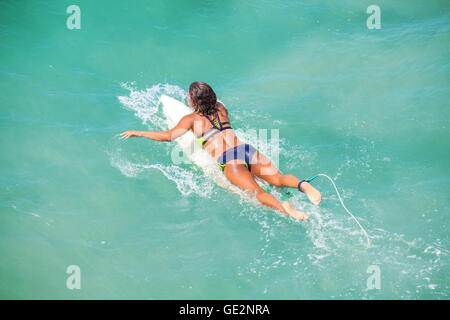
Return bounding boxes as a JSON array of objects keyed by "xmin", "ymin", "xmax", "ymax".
[{"xmin": 188, "ymin": 81, "xmax": 218, "ymax": 116}]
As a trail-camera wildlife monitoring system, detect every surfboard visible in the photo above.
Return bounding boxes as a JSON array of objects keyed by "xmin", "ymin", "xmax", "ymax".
[{"xmin": 159, "ymin": 94, "xmax": 292, "ymax": 200}]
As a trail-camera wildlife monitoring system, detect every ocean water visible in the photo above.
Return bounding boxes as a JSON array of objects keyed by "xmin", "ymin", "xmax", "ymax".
[{"xmin": 0, "ymin": 0, "xmax": 448, "ymax": 299}]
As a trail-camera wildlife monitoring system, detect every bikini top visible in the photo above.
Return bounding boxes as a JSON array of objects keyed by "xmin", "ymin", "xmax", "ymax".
[{"xmin": 196, "ymin": 110, "xmax": 232, "ymax": 148}]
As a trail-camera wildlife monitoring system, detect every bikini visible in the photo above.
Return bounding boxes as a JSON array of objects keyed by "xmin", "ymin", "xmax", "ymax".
[
  {"xmin": 196, "ymin": 107, "xmax": 309, "ymax": 194},
  {"xmin": 196, "ymin": 109, "xmax": 257, "ymax": 172}
]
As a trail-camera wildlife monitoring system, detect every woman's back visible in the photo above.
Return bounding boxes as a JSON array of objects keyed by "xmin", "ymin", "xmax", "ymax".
[{"xmin": 192, "ymin": 103, "xmax": 243, "ymax": 159}]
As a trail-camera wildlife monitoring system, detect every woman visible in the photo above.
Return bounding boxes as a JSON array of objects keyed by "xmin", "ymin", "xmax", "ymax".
[{"xmin": 120, "ymin": 81, "xmax": 322, "ymax": 221}]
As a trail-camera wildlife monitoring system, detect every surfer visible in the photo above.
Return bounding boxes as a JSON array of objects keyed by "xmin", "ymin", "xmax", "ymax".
[{"xmin": 120, "ymin": 81, "xmax": 322, "ymax": 221}]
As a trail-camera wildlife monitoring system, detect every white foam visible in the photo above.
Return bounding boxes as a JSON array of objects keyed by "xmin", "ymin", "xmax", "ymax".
[
  {"xmin": 108, "ymin": 146, "xmax": 214, "ymax": 198},
  {"xmin": 118, "ymin": 82, "xmax": 186, "ymax": 129}
]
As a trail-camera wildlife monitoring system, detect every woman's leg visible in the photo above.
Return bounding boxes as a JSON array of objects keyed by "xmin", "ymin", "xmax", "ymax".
[
  {"xmin": 250, "ymin": 151, "xmax": 322, "ymax": 206},
  {"xmin": 224, "ymin": 161, "xmax": 309, "ymax": 221}
]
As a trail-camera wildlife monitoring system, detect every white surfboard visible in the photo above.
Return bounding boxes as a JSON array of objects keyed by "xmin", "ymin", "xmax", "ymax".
[{"xmin": 159, "ymin": 94, "xmax": 290, "ymax": 200}]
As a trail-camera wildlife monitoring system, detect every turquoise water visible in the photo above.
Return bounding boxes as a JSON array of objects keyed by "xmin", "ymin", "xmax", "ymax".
[{"xmin": 0, "ymin": 0, "xmax": 449, "ymax": 299}]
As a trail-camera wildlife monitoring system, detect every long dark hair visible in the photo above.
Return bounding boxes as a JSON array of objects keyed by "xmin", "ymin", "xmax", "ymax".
[{"xmin": 188, "ymin": 81, "xmax": 219, "ymax": 116}]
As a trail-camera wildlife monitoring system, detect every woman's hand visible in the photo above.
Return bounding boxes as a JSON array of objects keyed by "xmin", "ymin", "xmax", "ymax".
[{"xmin": 120, "ymin": 130, "xmax": 141, "ymax": 139}]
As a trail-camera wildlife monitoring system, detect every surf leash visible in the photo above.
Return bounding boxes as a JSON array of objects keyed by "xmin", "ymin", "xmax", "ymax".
[
  {"xmin": 263, "ymin": 173, "xmax": 371, "ymax": 247},
  {"xmin": 306, "ymin": 173, "xmax": 371, "ymax": 247}
]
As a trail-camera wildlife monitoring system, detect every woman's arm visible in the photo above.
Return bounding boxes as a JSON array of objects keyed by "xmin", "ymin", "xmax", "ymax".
[{"xmin": 120, "ymin": 114, "xmax": 194, "ymax": 141}]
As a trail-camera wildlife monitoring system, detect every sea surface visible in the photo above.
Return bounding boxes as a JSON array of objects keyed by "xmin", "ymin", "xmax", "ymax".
[{"xmin": 0, "ymin": 0, "xmax": 448, "ymax": 299}]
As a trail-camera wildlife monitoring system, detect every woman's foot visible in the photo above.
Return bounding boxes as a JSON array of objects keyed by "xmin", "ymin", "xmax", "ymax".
[
  {"xmin": 299, "ymin": 182, "xmax": 322, "ymax": 206},
  {"xmin": 282, "ymin": 201, "xmax": 309, "ymax": 221}
]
